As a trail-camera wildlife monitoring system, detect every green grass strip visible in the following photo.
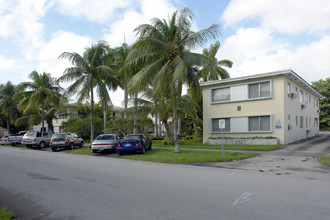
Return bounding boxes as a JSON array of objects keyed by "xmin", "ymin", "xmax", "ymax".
[
  {"xmin": 152, "ymin": 140, "xmax": 282, "ymax": 151},
  {"xmin": 318, "ymin": 157, "xmax": 330, "ymax": 167},
  {"xmin": 112, "ymin": 148, "xmax": 257, "ymax": 164},
  {"xmin": 0, "ymin": 207, "xmax": 15, "ymax": 220}
]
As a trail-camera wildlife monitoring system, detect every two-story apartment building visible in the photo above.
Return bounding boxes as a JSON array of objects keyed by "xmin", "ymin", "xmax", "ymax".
[{"xmin": 201, "ymin": 69, "xmax": 323, "ymax": 145}]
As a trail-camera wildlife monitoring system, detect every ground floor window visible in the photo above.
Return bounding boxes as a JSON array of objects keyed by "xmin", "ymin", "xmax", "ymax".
[{"xmin": 211, "ymin": 115, "xmax": 271, "ymax": 133}]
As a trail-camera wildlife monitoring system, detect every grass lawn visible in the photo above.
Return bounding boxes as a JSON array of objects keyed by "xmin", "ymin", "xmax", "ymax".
[
  {"xmin": 112, "ymin": 148, "xmax": 257, "ymax": 163},
  {"xmin": 152, "ymin": 139, "xmax": 282, "ymax": 151},
  {"xmin": 318, "ymin": 157, "xmax": 330, "ymax": 167},
  {"xmin": 0, "ymin": 207, "xmax": 15, "ymax": 220},
  {"xmin": 63, "ymin": 146, "xmax": 257, "ymax": 163}
]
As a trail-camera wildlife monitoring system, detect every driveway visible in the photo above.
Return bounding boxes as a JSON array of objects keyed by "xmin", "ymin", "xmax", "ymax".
[{"xmin": 199, "ymin": 132, "xmax": 330, "ymax": 179}]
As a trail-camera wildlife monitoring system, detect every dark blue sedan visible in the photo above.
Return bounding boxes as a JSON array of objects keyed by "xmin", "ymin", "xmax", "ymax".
[{"xmin": 116, "ymin": 134, "xmax": 152, "ymax": 155}]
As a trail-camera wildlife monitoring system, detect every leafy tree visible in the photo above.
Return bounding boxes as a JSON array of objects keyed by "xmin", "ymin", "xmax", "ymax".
[
  {"xmin": 0, "ymin": 81, "xmax": 16, "ymax": 132},
  {"xmin": 127, "ymin": 8, "xmax": 221, "ymax": 152},
  {"xmin": 62, "ymin": 116, "xmax": 103, "ymax": 140},
  {"xmin": 15, "ymin": 71, "xmax": 63, "ymax": 132},
  {"xmin": 198, "ymin": 41, "xmax": 232, "ymax": 82},
  {"xmin": 312, "ymin": 78, "xmax": 330, "ymax": 129},
  {"xmin": 58, "ymin": 41, "xmax": 118, "ymax": 142},
  {"xmin": 107, "ymin": 118, "xmax": 134, "ymax": 137}
]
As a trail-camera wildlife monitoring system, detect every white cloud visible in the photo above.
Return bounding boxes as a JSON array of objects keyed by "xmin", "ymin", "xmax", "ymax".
[
  {"xmin": 221, "ymin": 34, "xmax": 330, "ymax": 83},
  {"xmin": 0, "ymin": 0, "xmax": 52, "ymax": 58},
  {"xmin": 55, "ymin": 0, "xmax": 132, "ymax": 23},
  {"xmin": 221, "ymin": 0, "xmax": 330, "ymax": 34},
  {"xmin": 103, "ymin": 0, "xmax": 177, "ymax": 47},
  {"xmin": 37, "ymin": 30, "xmax": 93, "ymax": 79}
]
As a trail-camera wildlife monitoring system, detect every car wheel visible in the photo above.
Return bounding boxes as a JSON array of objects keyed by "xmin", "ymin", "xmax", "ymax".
[
  {"xmin": 26, "ymin": 144, "xmax": 31, "ymax": 148},
  {"xmin": 51, "ymin": 148, "xmax": 57, "ymax": 152},
  {"xmin": 11, "ymin": 143, "xmax": 16, "ymax": 146},
  {"xmin": 79, "ymin": 142, "xmax": 84, "ymax": 148},
  {"xmin": 92, "ymin": 149, "xmax": 98, "ymax": 153},
  {"xmin": 141, "ymin": 146, "xmax": 145, "ymax": 154},
  {"xmin": 70, "ymin": 143, "xmax": 74, "ymax": 150},
  {"xmin": 39, "ymin": 142, "xmax": 45, "ymax": 148}
]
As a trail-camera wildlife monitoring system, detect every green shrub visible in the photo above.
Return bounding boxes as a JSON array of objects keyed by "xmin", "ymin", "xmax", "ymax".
[
  {"xmin": 179, "ymin": 140, "xmax": 185, "ymax": 145},
  {"xmin": 162, "ymin": 140, "xmax": 168, "ymax": 145}
]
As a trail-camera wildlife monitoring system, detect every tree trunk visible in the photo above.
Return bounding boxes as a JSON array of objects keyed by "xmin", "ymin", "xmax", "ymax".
[
  {"xmin": 6, "ymin": 105, "xmax": 10, "ymax": 133},
  {"xmin": 163, "ymin": 119, "xmax": 174, "ymax": 144},
  {"xmin": 103, "ymin": 105, "xmax": 107, "ymax": 134},
  {"xmin": 178, "ymin": 117, "xmax": 182, "ymax": 136},
  {"xmin": 173, "ymin": 109, "xmax": 181, "ymax": 153},
  {"xmin": 90, "ymin": 85, "xmax": 94, "ymax": 143},
  {"xmin": 154, "ymin": 112, "xmax": 159, "ymax": 137},
  {"xmin": 124, "ymin": 83, "xmax": 128, "ymax": 119},
  {"xmin": 41, "ymin": 97, "xmax": 45, "ymax": 131},
  {"xmin": 133, "ymin": 93, "xmax": 138, "ymax": 134}
]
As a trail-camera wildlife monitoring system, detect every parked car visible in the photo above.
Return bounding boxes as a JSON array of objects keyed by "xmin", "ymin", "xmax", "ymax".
[
  {"xmin": 1, "ymin": 131, "xmax": 27, "ymax": 146},
  {"xmin": 50, "ymin": 133, "xmax": 84, "ymax": 152},
  {"xmin": 116, "ymin": 134, "xmax": 152, "ymax": 155},
  {"xmin": 91, "ymin": 134, "xmax": 120, "ymax": 153},
  {"xmin": 21, "ymin": 131, "xmax": 51, "ymax": 148}
]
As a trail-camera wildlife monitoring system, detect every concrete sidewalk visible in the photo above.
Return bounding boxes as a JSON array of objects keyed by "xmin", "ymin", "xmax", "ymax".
[{"xmin": 193, "ymin": 133, "xmax": 330, "ymax": 179}]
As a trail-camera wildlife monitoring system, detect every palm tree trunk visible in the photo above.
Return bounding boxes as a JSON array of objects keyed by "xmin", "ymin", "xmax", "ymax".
[
  {"xmin": 162, "ymin": 119, "xmax": 174, "ymax": 144},
  {"xmin": 6, "ymin": 105, "xmax": 10, "ymax": 133},
  {"xmin": 133, "ymin": 93, "xmax": 138, "ymax": 134},
  {"xmin": 103, "ymin": 105, "xmax": 107, "ymax": 134},
  {"xmin": 173, "ymin": 109, "xmax": 181, "ymax": 153},
  {"xmin": 124, "ymin": 84, "xmax": 128, "ymax": 119},
  {"xmin": 41, "ymin": 97, "xmax": 45, "ymax": 131},
  {"xmin": 154, "ymin": 112, "xmax": 159, "ymax": 137},
  {"xmin": 90, "ymin": 85, "xmax": 94, "ymax": 143}
]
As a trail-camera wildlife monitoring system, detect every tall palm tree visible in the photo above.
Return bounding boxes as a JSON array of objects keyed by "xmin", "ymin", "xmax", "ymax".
[
  {"xmin": 198, "ymin": 41, "xmax": 232, "ymax": 82},
  {"xmin": 58, "ymin": 41, "xmax": 118, "ymax": 142},
  {"xmin": 0, "ymin": 81, "xmax": 16, "ymax": 132},
  {"xmin": 15, "ymin": 71, "xmax": 63, "ymax": 131},
  {"xmin": 127, "ymin": 8, "xmax": 221, "ymax": 152}
]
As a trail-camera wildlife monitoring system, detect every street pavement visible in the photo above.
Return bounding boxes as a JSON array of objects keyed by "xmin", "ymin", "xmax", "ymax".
[{"xmin": 0, "ymin": 133, "xmax": 329, "ymax": 220}]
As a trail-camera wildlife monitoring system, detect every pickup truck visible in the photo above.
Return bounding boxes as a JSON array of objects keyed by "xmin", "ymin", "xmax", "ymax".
[{"xmin": 0, "ymin": 131, "xmax": 27, "ymax": 146}]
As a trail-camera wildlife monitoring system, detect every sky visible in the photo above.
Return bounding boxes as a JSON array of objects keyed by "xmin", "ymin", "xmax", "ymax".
[{"xmin": 0, "ymin": 0, "xmax": 329, "ymax": 106}]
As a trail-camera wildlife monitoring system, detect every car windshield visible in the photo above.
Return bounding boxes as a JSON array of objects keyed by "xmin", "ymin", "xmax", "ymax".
[
  {"xmin": 125, "ymin": 135, "xmax": 142, "ymax": 140},
  {"xmin": 52, "ymin": 134, "xmax": 66, "ymax": 139},
  {"xmin": 96, "ymin": 135, "xmax": 114, "ymax": 140}
]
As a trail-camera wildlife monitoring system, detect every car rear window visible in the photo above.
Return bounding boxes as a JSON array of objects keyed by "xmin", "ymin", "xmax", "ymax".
[
  {"xmin": 125, "ymin": 135, "xmax": 142, "ymax": 140},
  {"xmin": 25, "ymin": 132, "xmax": 35, "ymax": 138},
  {"xmin": 96, "ymin": 135, "xmax": 114, "ymax": 140},
  {"xmin": 52, "ymin": 134, "xmax": 66, "ymax": 139}
]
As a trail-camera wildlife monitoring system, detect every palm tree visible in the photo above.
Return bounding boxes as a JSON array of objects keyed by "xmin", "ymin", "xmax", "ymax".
[
  {"xmin": 198, "ymin": 41, "xmax": 232, "ymax": 82},
  {"xmin": 15, "ymin": 71, "xmax": 63, "ymax": 132},
  {"xmin": 58, "ymin": 41, "xmax": 118, "ymax": 142},
  {"xmin": 127, "ymin": 8, "xmax": 221, "ymax": 152},
  {"xmin": 0, "ymin": 81, "xmax": 16, "ymax": 132}
]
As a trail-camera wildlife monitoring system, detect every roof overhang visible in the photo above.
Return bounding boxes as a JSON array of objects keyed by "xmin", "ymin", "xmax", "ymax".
[{"xmin": 200, "ymin": 69, "xmax": 324, "ymax": 99}]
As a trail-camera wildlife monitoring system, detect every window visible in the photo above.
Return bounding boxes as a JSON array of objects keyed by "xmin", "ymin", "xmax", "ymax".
[
  {"xmin": 287, "ymin": 82, "xmax": 291, "ymax": 96},
  {"xmin": 296, "ymin": 116, "xmax": 298, "ymax": 126},
  {"xmin": 248, "ymin": 116, "xmax": 271, "ymax": 131},
  {"xmin": 248, "ymin": 81, "xmax": 270, "ymax": 99},
  {"xmin": 300, "ymin": 90, "xmax": 304, "ymax": 103},
  {"xmin": 300, "ymin": 116, "xmax": 304, "ymax": 128},
  {"xmin": 288, "ymin": 115, "xmax": 291, "ymax": 130},
  {"xmin": 212, "ymin": 87, "xmax": 230, "ymax": 102},
  {"xmin": 211, "ymin": 118, "xmax": 230, "ymax": 132},
  {"xmin": 295, "ymin": 87, "xmax": 298, "ymax": 97},
  {"xmin": 309, "ymin": 95, "xmax": 311, "ymax": 103}
]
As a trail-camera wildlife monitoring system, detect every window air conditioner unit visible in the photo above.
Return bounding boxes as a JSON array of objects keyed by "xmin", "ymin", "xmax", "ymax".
[
  {"xmin": 301, "ymin": 104, "xmax": 306, "ymax": 109},
  {"xmin": 289, "ymin": 93, "xmax": 296, "ymax": 99}
]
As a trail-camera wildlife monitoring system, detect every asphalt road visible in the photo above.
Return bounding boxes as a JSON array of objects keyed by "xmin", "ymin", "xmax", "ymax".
[{"xmin": 0, "ymin": 136, "xmax": 330, "ymax": 220}]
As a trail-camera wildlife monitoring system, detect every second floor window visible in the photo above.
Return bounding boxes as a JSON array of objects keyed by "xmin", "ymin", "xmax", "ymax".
[{"xmin": 248, "ymin": 81, "xmax": 270, "ymax": 99}]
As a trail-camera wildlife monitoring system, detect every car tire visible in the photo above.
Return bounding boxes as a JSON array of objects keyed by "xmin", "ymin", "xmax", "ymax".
[
  {"xmin": 141, "ymin": 146, "xmax": 145, "ymax": 154},
  {"xmin": 39, "ymin": 142, "xmax": 45, "ymax": 148},
  {"xmin": 92, "ymin": 149, "xmax": 98, "ymax": 153},
  {"xmin": 69, "ymin": 143, "xmax": 74, "ymax": 150},
  {"xmin": 11, "ymin": 143, "xmax": 16, "ymax": 146},
  {"xmin": 51, "ymin": 148, "xmax": 57, "ymax": 152},
  {"xmin": 79, "ymin": 142, "xmax": 84, "ymax": 148}
]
